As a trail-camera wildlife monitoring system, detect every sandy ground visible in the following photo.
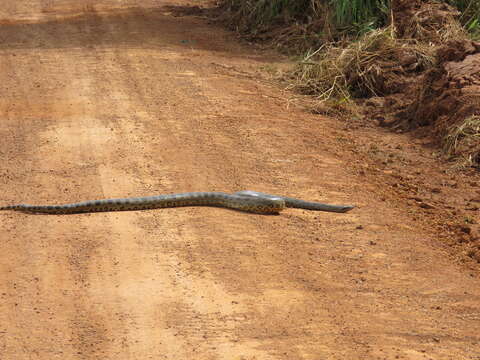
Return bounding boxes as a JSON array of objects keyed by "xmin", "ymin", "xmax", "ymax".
[{"xmin": 0, "ymin": 1, "xmax": 479, "ymax": 359}]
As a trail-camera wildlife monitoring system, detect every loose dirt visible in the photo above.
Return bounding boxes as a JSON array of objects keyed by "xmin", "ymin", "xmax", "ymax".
[
  {"xmin": 363, "ymin": 0, "xmax": 480, "ymax": 164},
  {"xmin": 0, "ymin": 1, "xmax": 479, "ymax": 359}
]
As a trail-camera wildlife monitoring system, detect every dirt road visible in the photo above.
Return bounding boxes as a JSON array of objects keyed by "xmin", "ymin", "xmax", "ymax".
[{"xmin": 0, "ymin": 1, "xmax": 479, "ymax": 359}]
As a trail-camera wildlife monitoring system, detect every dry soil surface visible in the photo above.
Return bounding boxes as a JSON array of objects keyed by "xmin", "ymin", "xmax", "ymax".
[{"xmin": 1, "ymin": 1, "xmax": 480, "ymax": 359}]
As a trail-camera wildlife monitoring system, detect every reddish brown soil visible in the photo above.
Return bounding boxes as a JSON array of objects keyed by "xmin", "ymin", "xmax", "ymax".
[
  {"xmin": 364, "ymin": 0, "xmax": 480, "ymax": 164},
  {"xmin": 0, "ymin": 1, "xmax": 480, "ymax": 359}
]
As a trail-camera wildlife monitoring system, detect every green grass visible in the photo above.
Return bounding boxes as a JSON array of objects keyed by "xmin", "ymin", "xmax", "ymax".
[
  {"xmin": 331, "ymin": 0, "xmax": 389, "ymax": 31},
  {"xmin": 218, "ymin": 0, "xmax": 390, "ymax": 38},
  {"xmin": 219, "ymin": 0, "xmax": 317, "ymax": 28},
  {"xmin": 447, "ymin": 0, "xmax": 480, "ymax": 38},
  {"xmin": 218, "ymin": 0, "xmax": 478, "ymax": 40}
]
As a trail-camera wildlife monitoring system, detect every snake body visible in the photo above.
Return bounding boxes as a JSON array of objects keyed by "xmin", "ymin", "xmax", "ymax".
[{"xmin": 0, "ymin": 191, "xmax": 354, "ymax": 215}]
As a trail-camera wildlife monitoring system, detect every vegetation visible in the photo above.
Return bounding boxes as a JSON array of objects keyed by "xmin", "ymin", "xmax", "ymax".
[
  {"xmin": 217, "ymin": 0, "xmax": 478, "ymax": 41},
  {"xmin": 217, "ymin": 0, "xmax": 390, "ymax": 42},
  {"xmin": 447, "ymin": 0, "xmax": 480, "ymax": 39},
  {"xmin": 443, "ymin": 116, "xmax": 480, "ymax": 167},
  {"xmin": 332, "ymin": 0, "xmax": 389, "ymax": 33},
  {"xmin": 287, "ymin": 28, "xmax": 434, "ymax": 101},
  {"xmin": 217, "ymin": 0, "xmax": 480, "ymax": 167},
  {"xmin": 217, "ymin": 0, "xmax": 321, "ymax": 31}
]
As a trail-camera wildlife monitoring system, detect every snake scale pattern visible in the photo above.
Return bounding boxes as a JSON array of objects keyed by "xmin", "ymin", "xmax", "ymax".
[{"xmin": 0, "ymin": 190, "xmax": 354, "ymax": 215}]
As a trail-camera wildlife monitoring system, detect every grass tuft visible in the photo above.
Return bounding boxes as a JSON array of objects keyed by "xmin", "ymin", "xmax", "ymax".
[
  {"xmin": 287, "ymin": 27, "xmax": 435, "ymax": 100},
  {"xmin": 443, "ymin": 115, "xmax": 480, "ymax": 167}
]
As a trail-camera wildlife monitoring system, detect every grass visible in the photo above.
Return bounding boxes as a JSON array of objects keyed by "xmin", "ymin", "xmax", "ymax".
[
  {"xmin": 443, "ymin": 115, "xmax": 480, "ymax": 167},
  {"xmin": 332, "ymin": 0, "xmax": 389, "ymax": 30},
  {"xmin": 217, "ymin": 0, "xmax": 480, "ymax": 168},
  {"xmin": 287, "ymin": 27, "xmax": 435, "ymax": 100},
  {"xmin": 447, "ymin": 0, "xmax": 480, "ymax": 38},
  {"xmin": 216, "ymin": 0, "xmax": 391, "ymax": 50},
  {"xmin": 218, "ymin": 0, "xmax": 319, "ymax": 28},
  {"xmin": 217, "ymin": 0, "xmax": 480, "ymax": 40}
]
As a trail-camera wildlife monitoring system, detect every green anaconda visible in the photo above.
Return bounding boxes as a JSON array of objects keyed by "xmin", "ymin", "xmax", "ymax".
[{"xmin": 0, "ymin": 190, "xmax": 354, "ymax": 215}]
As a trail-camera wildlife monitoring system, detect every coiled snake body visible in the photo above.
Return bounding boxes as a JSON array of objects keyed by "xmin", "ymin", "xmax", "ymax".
[{"xmin": 0, "ymin": 191, "xmax": 354, "ymax": 215}]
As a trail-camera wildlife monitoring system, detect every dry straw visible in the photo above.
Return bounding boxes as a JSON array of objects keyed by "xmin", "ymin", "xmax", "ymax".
[
  {"xmin": 288, "ymin": 27, "xmax": 435, "ymax": 101},
  {"xmin": 443, "ymin": 115, "xmax": 480, "ymax": 167}
]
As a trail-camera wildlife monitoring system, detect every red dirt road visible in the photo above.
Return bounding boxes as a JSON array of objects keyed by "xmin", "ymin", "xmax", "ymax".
[{"xmin": 1, "ymin": 1, "xmax": 479, "ymax": 359}]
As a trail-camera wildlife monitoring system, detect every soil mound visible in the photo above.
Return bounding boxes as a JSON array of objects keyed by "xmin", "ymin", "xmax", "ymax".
[{"xmin": 362, "ymin": 1, "xmax": 480, "ymax": 166}]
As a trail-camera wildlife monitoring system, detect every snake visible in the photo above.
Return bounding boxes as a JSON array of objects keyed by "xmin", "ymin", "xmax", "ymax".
[{"xmin": 0, "ymin": 190, "xmax": 354, "ymax": 215}]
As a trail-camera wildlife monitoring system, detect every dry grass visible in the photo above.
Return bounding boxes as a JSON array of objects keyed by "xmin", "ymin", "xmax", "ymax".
[
  {"xmin": 216, "ymin": 0, "xmax": 334, "ymax": 53},
  {"xmin": 443, "ymin": 115, "xmax": 480, "ymax": 167},
  {"xmin": 218, "ymin": 0, "xmax": 479, "ymax": 170},
  {"xmin": 397, "ymin": 3, "xmax": 468, "ymax": 43},
  {"xmin": 286, "ymin": 27, "xmax": 435, "ymax": 101}
]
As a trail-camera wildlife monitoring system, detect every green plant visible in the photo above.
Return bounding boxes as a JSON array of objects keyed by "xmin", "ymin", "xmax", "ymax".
[
  {"xmin": 217, "ymin": 0, "xmax": 391, "ymax": 48},
  {"xmin": 331, "ymin": 0, "xmax": 390, "ymax": 31},
  {"xmin": 466, "ymin": 18, "xmax": 480, "ymax": 39},
  {"xmin": 219, "ymin": 0, "xmax": 320, "ymax": 29},
  {"xmin": 445, "ymin": 0, "xmax": 480, "ymax": 38}
]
